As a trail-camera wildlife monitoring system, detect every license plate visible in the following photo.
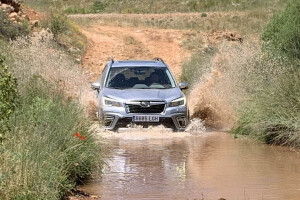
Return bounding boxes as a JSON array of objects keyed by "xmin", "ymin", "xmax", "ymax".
[{"xmin": 132, "ymin": 115, "xmax": 160, "ymax": 122}]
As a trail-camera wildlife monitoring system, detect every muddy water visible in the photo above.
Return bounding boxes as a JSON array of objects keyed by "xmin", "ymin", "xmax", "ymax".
[{"xmin": 81, "ymin": 132, "xmax": 300, "ymax": 200}]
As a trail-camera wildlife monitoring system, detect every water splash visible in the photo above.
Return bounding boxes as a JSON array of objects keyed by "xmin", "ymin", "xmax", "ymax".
[
  {"xmin": 185, "ymin": 118, "xmax": 206, "ymax": 134},
  {"xmin": 92, "ymin": 118, "xmax": 206, "ymax": 140},
  {"xmin": 187, "ymin": 42, "xmax": 260, "ymax": 130}
]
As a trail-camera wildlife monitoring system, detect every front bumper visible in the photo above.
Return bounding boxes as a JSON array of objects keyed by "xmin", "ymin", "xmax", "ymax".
[{"xmin": 100, "ymin": 105, "xmax": 188, "ymax": 131}]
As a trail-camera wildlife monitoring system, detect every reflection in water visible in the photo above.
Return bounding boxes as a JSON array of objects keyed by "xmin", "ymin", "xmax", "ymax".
[{"xmin": 81, "ymin": 132, "xmax": 300, "ymax": 200}]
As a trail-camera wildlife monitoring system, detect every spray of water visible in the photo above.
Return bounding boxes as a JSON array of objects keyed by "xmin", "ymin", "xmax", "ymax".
[
  {"xmin": 92, "ymin": 122, "xmax": 207, "ymax": 140},
  {"xmin": 187, "ymin": 41, "xmax": 260, "ymax": 130}
]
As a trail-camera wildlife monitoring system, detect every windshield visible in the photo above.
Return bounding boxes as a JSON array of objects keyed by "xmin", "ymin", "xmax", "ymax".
[{"xmin": 105, "ymin": 67, "xmax": 176, "ymax": 89}]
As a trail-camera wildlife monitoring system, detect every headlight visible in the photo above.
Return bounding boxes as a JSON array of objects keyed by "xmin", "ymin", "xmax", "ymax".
[
  {"xmin": 169, "ymin": 97, "xmax": 186, "ymax": 107},
  {"xmin": 103, "ymin": 97, "xmax": 122, "ymax": 107}
]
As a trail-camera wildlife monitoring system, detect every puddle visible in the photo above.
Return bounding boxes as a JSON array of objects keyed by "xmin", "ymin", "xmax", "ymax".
[{"xmin": 81, "ymin": 131, "xmax": 300, "ymax": 199}]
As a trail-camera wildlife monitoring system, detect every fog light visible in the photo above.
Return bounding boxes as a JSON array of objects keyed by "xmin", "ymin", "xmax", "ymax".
[
  {"xmin": 176, "ymin": 116, "xmax": 187, "ymax": 128},
  {"xmin": 104, "ymin": 115, "xmax": 115, "ymax": 127}
]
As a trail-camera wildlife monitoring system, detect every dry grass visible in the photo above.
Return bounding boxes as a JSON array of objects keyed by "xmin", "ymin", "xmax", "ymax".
[
  {"xmin": 24, "ymin": 0, "xmax": 286, "ymax": 14},
  {"xmin": 9, "ymin": 30, "xmax": 95, "ymax": 109},
  {"xmin": 0, "ymin": 79, "xmax": 103, "ymax": 199},
  {"xmin": 0, "ymin": 30, "xmax": 104, "ymax": 199},
  {"xmin": 96, "ymin": 0, "xmax": 286, "ymax": 13},
  {"xmin": 70, "ymin": 10, "xmax": 275, "ymax": 37}
]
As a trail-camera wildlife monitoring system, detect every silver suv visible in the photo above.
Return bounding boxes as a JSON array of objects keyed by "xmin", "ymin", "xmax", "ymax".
[{"xmin": 91, "ymin": 58, "xmax": 189, "ymax": 131}]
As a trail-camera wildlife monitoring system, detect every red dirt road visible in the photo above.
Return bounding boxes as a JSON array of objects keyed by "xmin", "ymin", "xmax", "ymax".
[{"xmin": 80, "ymin": 25, "xmax": 192, "ymax": 81}]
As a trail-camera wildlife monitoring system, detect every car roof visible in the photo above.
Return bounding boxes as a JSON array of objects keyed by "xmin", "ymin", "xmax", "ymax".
[{"xmin": 111, "ymin": 60, "xmax": 167, "ymax": 68}]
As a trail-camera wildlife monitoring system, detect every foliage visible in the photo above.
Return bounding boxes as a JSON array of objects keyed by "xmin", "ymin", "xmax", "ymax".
[
  {"xmin": 233, "ymin": 0, "xmax": 300, "ymax": 146},
  {"xmin": 201, "ymin": 13, "xmax": 207, "ymax": 17},
  {"xmin": 87, "ymin": 0, "xmax": 286, "ymax": 13},
  {"xmin": 45, "ymin": 13, "xmax": 69, "ymax": 38},
  {"xmin": 63, "ymin": 7, "xmax": 89, "ymax": 14},
  {"xmin": 262, "ymin": 0, "xmax": 300, "ymax": 59},
  {"xmin": 0, "ymin": 57, "xmax": 17, "ymax": 134},
  {"xmin": 0, "ymin": 77, "xmax": 103, "ymax": 199},
  {"xmin": 24, "ymin": 0, "xmax": 286, "ymax": 14},
  {"xmin": 42, "ymin": 13, "xmax": 88, "ymax": 56},
  {"xmin": 234, "ymin": 67, "xmax": 300, "ymax": 147},
  {"xmin": 92, "ymin": 0, "xmax": 107, "ymax": 13},
  {"xmin": 0, "ymin": 10, "xmax": 29, "ymax": 40}
]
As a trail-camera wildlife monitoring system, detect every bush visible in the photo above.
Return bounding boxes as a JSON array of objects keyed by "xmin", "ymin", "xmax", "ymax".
[
  {"xmin": 0, "ymin": 77, "xmax": 103, "ymax": 199},
  {"xmin": 0, "ymin": 10, "xmax": 29, "ymax": 40},
  {"xmin": 64, "ymin": 7, "xmax": 88, "ymax": 14},
  {"xmin": 92, "ymin": 0, "xmax": 107, "ymax": 13},
  {"xmin": 201, "ymin": 12, "xmax": 207, "ymax": 17},
  {"xmin": 234, "ymin": 68, "xmax": 300, "ymax": 146},
  {"xmin": 45, "ymin": 13, "xmax": 69, "ymax": 38},
  {"xmin": 233, "ymin": 0, "xmax": 300, "ymax": 148},
  {"xmin": 0, "ymin": 57, "xmax": 17, "ymax": 134},
  {"xmin": 262, "ymin": 0, "xmax": 300, "ymax": 59},
  {"xmin": 233, "ymin": 0, "xmax": 300, "ymax": 144},
  {"xmin": 43, "ymin": 13, "xmax": 88, "ymax": 56}
]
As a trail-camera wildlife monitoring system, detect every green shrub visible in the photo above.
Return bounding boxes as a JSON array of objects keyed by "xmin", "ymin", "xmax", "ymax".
[
  {"xmin": 64, "ymin": 7, "xmax": 88, "ymax": 14},
  {"xmin": 262, "ymin": 0, "xmax": 300, "ymax": 59},
  {"xmin": 233, "ymin": 0, "xmax": 300, "ymax": 148},
  {"xmin": 0, "ymin": 77, "xmax": 103, "ymax": 199},
  {"xmin": 92, "ymin": 0, "xmax": 107, "ymax": 13},
  {"xmin": 43, "ymin": 13, "xmax": 88, "ymax": 55},
  {"xmin": 201, "ymin": 12, "xmax": 207, "ymax": 17},
  {"xmin": 0, "ymin": 57, "xmax": 17, "ymax": 134},
  {"xmin": 234, "ymin": 68, "xmax": 300, "ymax": 146},
  {"xmin": 0, "ymin": 10, "xmax": 29, "ymax": 40},
  {"xmin": 45, "ymin": 13, "xmax": 69, "ymax": 38}
]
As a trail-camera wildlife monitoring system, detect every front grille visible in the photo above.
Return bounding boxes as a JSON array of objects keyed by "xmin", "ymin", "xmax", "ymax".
[
  {"xmin": 126, "ymin": 103, "xmax": 165, "ymax": 113},
  {"xmin": 116, "ymin": 117, "xmax": 174, "ymax": 129}
]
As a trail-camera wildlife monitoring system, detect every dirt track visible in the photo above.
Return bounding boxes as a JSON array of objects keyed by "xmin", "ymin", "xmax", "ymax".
[
  {"xmin": 69, "ymin": 18, "xmax": 194, "ymax": 200},
  {"xmin": 80, "ymin": 25, "xmax": 192, "ymax": 81}
]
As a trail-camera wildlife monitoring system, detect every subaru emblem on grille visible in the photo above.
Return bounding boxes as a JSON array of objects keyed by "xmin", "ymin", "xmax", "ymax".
[{"xmin": 140, "ymin": 101, "xmax": 151, "ymax": 108}]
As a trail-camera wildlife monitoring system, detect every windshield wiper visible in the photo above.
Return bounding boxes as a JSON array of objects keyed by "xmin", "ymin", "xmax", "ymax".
[{"xmin": 108, "ymin": 87, "xmax": 129, "ymax": 90}]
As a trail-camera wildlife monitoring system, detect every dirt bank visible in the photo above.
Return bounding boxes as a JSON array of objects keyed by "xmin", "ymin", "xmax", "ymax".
[{"xmin": 80, "ymin": 25, "xmax": 192, "ymax": 81}]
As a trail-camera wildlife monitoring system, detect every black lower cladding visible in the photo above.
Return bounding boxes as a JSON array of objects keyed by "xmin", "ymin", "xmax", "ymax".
[
  {"xmin": 116, "ymin": 117, "xmax": 175, "ymax": 129},
  {"xmin": 126, "ymin": 104, "xmax": 165, "ymax": 113}
]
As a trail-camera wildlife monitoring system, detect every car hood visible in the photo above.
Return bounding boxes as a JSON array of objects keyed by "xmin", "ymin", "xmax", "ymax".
[{"xmin": 102, "ymin": 88, "xmax": 183, "ymax": 102}]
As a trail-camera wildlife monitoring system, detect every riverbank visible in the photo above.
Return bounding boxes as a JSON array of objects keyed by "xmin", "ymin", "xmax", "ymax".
[{"xmin": 0, "ymin": 2, "xmax": 105, "ymax": 199}]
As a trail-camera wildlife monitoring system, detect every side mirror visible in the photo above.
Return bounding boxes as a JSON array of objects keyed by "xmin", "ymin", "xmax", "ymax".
[
  {"xmin": 91, "ymin": 82, "xmax": 101, "ymax": 90},
  {"xmin": 179, "ymin": 82, "xmax": 188, "ymax": 90}
]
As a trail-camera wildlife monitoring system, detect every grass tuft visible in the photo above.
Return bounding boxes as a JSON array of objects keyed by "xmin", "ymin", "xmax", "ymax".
[
  {"xmin": 0, "ymin": 76, "xmax": 103, "ymax": 199},
  {"xmin": 233, "ymin": 61, "xmax": 300, "ymax": 147}
]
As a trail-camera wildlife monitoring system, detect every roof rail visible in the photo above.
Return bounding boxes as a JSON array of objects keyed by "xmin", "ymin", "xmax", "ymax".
[
  {"xmin": 108, "ymin": 57, "xmax": 114, "ymax": 68},
  {"xmin": 153, "ymin": 57, "xmax": 165, "ymax": 63}
]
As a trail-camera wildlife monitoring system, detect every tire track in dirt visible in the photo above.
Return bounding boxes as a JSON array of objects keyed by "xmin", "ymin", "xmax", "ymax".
[{"xmin": 80, "ymin": 25, "xmax": 192, "ymax": 81}]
